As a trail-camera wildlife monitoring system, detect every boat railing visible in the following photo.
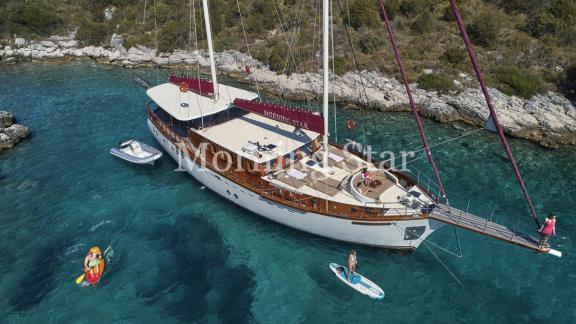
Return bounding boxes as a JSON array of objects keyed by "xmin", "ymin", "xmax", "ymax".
[
  {"xmin": 399, "ymin": 165, "xmax": 561, "ymax": 243},
  {"xmin": 149, "ymin": 110, "xmax": 437, "ymax": 220}
]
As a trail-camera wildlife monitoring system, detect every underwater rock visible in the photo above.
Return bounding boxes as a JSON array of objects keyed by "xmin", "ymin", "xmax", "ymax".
[
  {"xmin": 0, "ymin": 112, "xmax": 30, "ymax": 151},
  {"xmin": 0, "ymin": 133, "xmax": 17, "ymax": 149},
  {"xmin": 4, "ymin": 124, "xmax": 30, "ymax": 140},
  {"xmin": 0, "ymin": 111, "xmax": 14, "ymax": 127}
]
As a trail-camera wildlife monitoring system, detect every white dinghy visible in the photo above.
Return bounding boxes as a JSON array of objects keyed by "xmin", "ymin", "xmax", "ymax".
[{"xmin": 110, "ymin": 140, "xmax": 162, "ymax": 165}]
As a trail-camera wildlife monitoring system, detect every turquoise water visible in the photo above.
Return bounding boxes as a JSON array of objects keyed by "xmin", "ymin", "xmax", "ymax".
[{"xmin": 0, "ymin": 61, "xmax": 574, "ymax": 323}]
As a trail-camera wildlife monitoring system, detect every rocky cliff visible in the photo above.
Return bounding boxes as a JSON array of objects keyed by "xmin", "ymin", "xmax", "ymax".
[{"xmin": 1, "ymin": 34, "xmax": 575, "ymax": 148}]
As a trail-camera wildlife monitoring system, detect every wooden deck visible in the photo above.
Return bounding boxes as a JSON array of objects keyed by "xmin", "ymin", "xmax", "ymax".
[{"xmin": 429, "ymin": 204, "xmax": 548, "ymax": 253}]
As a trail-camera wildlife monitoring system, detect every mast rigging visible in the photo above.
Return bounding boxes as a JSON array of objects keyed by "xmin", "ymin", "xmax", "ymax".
[
  {"xmin": 378, "ymin": 0, "xmax": 449, "ymax": 204},
  {"xmin": 448, "ymin": 0, "xmax": 540, "ymax": 229}
]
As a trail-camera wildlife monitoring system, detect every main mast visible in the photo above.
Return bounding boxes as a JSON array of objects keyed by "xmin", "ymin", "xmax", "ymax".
[
  {"xmin": 201, "ymin": 0, "xmax": 219, "ymax": 100},
  {"xmin": 321, "ymin": 0, "xmax": 330, "ymax": 169}
]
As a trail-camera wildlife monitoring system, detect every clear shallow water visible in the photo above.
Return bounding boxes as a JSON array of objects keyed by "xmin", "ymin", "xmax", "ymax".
[{"xmin": 0, "ymin": 61, "xmax": 575, "ymax": 323}]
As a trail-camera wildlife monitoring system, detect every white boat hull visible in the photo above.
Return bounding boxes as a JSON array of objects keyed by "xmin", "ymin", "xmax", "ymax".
[{"xmin": 148, "ymin": 120, "xmax": 444, "ymax": 250}]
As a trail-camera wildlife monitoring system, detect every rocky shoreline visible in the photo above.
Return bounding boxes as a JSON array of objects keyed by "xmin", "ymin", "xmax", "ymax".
[
  {"xmin": 0, "ymin": 111, "xmax": 30, "ymax": 151},
  {"xmin": 1, "ymin": 33, "xmax": 575, "ymax": 148}
]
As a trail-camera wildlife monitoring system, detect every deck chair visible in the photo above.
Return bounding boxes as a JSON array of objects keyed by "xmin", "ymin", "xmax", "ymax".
[{"xmin": 307, "ymin": 178, "xmax": 340, "ymax": 196}]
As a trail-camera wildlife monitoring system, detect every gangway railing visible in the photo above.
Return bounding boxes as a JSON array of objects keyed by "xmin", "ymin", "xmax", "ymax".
[{"xmin": 429, "ymin": 204, "xmax": 562, "ymax": 258}]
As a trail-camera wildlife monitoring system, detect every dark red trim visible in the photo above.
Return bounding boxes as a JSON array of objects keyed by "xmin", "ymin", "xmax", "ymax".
[
  {"xmin": 234, "ymin": 99, "xmax": 325, "ymax": 135},
  {"xmin": 448, "ymin": 0, "xmax": 540, "ymax": 229},
  {"xmin": 378, "ymin": 1, "xmax": 449, "ymax": 205},
  {"xmin": 169, "ymin": 75, "xmax": 214, "ymax": 96}
]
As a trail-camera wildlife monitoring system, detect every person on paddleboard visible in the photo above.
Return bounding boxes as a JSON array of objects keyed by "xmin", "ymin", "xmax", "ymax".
[
  {"xmin": 538, "ymin": 214, "xmax": 556, "ymax": 248},
  {"xmin": 348, "ymin": 250, "xmax": 357, "ymax": 281},
  {"xmin": 84, "ymin": 246, "xmax": 103, "ymax": 278}
]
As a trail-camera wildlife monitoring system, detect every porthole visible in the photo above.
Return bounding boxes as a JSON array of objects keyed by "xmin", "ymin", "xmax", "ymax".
[
  {"xmin": 226, "ymin": 190, "xmax": 230, "ymax": 195},
  {"xmin": 234, "ymin": 194, "xmax": 238, "ymax": 199}
]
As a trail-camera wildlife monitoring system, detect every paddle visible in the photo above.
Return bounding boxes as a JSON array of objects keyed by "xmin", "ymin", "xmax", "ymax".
[{"xmin": 75, "ymin": 273, "xmax": 85, "ymax": 285}]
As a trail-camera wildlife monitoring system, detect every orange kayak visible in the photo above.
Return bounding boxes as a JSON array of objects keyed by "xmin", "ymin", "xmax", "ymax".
[{"xmin": 85, "ymin": 259, "xmax": 105, "ymax": 285}]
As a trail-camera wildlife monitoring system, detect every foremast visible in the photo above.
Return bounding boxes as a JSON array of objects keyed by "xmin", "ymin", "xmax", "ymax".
[
  {"xmin": 201, "ymin": 0, "xmax": 219, "ymax": 100},
  {"xmin": 321, "ymin": 0, "xmax": 330, "ymax": 170}
]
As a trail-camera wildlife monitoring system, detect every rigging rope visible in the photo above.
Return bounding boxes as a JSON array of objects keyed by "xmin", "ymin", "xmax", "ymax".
[
  {"xmin": 448, "ymin": 0, "xmax": 540, "ymax": 229},
  {"xmin": 339, "ymin": 0, "xmax": 368, "ymax": 112},
  {"xmin": 378, "ymin": 1, "xmax": 449, "ymax": 205},
  {"xmin": 386, "ymin": 127, "xmax": 486, "ymax": 166},
  {"xmin": 271, "ymin": 0, "xmax": 301, "ymax": 75},
  {"xmin": 312, "ymin": 0, "xmax": 319, "ymax": 71},
  {"xmin": 392, "ymin": 224, "xmax": 463, "ymax": 287},
  {"xmin": 235, "ymin": 0, "xmax": 261, "ymax": 97},
  {"xmin": 192, "ymin": 0, "xmax": 199, "ymax": 71},
  {"xmin": 423, "ymin": 242, "xmax": 463, "ymax": 286}
]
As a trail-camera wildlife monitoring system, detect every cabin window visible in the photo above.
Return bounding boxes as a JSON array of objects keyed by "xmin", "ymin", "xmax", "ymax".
[{"xmin": 404, "ymin": 226, "xmax": 426, "ymax": 240}]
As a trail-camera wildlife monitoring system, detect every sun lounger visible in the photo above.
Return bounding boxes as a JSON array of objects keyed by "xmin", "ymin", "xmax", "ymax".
[{"xmin": 276, "ymin": 171, "xmax": 307, "ymax": 189}]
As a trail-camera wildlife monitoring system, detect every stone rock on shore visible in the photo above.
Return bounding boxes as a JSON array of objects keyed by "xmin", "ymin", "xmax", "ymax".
[
  {"xmin": 1, "ymin": 32, "xmax": 576, "ymax": 147},
  {"xmin": 0, "ymin": 111, "xmax": 30, "ymax": 151}
]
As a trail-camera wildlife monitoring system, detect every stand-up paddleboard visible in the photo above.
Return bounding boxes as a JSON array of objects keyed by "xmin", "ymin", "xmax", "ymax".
[{"xmin": 329, "ymin": 263, "xmax": 384, "ymax": 300}]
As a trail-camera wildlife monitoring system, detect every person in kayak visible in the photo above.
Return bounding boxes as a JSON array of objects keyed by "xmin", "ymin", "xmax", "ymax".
[
  {"xmin": 348, "ymin": 250, "xmax": 357, "ymax": 281},
  {"xmin": 538, "ymin": 214, "xmax": 556, "ymax": 248},
  {"xmin": 84, "ymin": 246, "xmax": 103, "ymax": 278}
]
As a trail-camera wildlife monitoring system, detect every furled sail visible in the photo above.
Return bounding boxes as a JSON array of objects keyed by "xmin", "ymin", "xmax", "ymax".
[{"xmin": 233, "ymin": 99, "xmax": 325, "ymax": 135}]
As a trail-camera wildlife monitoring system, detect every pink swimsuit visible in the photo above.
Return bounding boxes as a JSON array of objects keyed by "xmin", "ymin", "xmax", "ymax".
[{"xmin": 541, "ymin": 219, "xmax": 556, "ymax": 236}]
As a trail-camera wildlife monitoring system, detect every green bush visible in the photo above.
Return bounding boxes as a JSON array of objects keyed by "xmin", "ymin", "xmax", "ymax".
[
  {"xmin": 0, "ymin": 2, "xmax": 63, "ymax": 38},
  {"xmin": 380, "ymin": 0, "xmax": 401, "ymax": 20},
  {"xmin": 77, "ymin": 20, "xmax": 110, "ymax": 46},
  {"xmin": 257, "ymin": 42, "xmax": 297, "ymax": 75},
  {"xmin": 440, "ymin": 46, "xmax": 467, "ymax": 65},
  {"xmin": 526, "ymin": 11, "xmax": 562, "ymax": 37},
  {"xmin": 563, "ymin": 64, "xmax": 576, "ymax": 96},
  {"xmin": 525, "ymin": 0, "xmax": 576, "ymax": 37},
  {"xmin": 466, "ymin": 13, "xmax": 502, "ymax": 48},
  {"xmin": 400, "ymin": 0, "xmax": 429, "ymax": 16},
  {"xmin": 347, "ymin": 0, "xmax": 380, "ymax": 29},
  {"xmin": 417, "ymin": 74, "xmax": 455, "ymax": 93},
  {"xmin": 491, "ymin": 67, "xmax": 543, "ymax": 98},
  {"xmin": 441, "ymin": 0, "xmax": 465, "ymax": 21},
  {"xmin": 333, "ymin": 56, "xmax": 349, "ymax": 76},
  {"xmin": 485, "ymin": 0, "xmax": 544, "ymax": 13},
  {"xmin": 549, "ymin": 0, "xmax": 576, "ymax": 23},
  {"xmin": 157, "ymin": 20, "xmax": 183, "ymax": 52},
  {"xmin": 249, "ymin": 0, "xmax": 276, "ymax": 32},
  {"xmin": 358, "ymin": 29, "xmax": 383, "ymax": 54},
  {"xmin": 412, "ymin": 11, "xmax": 435, "ymax": 34}
]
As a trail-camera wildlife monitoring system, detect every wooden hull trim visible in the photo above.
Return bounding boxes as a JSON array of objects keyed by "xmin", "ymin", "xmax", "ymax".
[
  {"xmin": 148, "ymin": 119, "xmax": 444, "ymax": 249},
  {"xmin": 147, "ymin": 108, "xmax": 429, "ymax": 223}
]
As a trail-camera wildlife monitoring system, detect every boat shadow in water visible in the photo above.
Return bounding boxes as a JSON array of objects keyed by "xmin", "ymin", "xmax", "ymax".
[
  {"xmin": 8, "ymin": 240, "xmax": 69, "ymax": 312},
  {"xmin": 134, "ymin": 216, "xmax": 256, "ymax": 322}
]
